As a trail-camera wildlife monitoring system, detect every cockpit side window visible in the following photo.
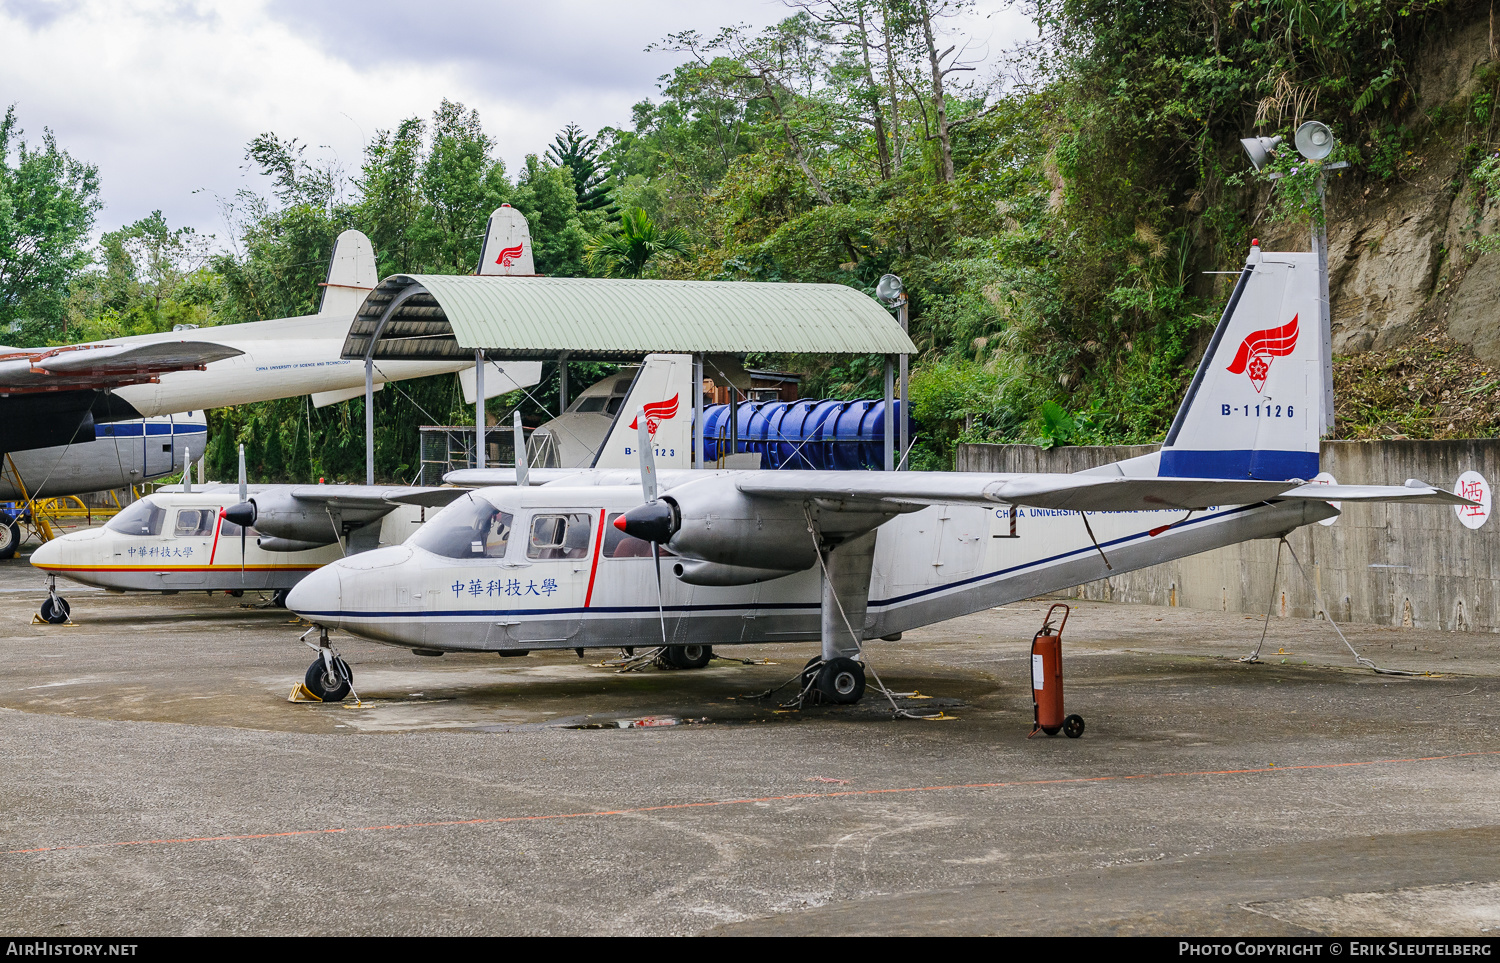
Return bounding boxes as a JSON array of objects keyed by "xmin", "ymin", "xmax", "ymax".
[
  {"xmin": 527, "ymin": 513, "xmax": 593, "ymax": 560},
  {"xmin": 173, "ymin": 509, "xmax": 217, "ymax": 537},
  {"xmin": 410, "ymin": 494, "xmax": 514, "ymax": 560},
  {"xmin": 105, "ymin": 500, "xmax": 166, "ymax": 537}
]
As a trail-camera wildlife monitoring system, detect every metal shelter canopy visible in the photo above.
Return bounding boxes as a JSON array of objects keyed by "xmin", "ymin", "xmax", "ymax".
[{"xmin": 341, "ymin": 274, "xmax": 917, "ymax": 361}]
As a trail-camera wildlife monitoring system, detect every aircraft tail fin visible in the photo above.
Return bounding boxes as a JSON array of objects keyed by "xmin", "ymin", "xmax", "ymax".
[
  {"xmin": 476, "ymin": 205, "xmax": 536, "ymax": 276},
  {"xmin": 1156, "ymin": 242, "xmax": 1328, "ymax": 481},
  {"xmin": 592, "ymin": 354, "xmax": 694, "ymax": 470},
  {"xmin": 318, "ymin": 230, "xmax": 377, "ymax": 317}
]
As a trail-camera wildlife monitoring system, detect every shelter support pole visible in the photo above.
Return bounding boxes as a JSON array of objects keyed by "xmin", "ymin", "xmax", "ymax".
[
  {"xmin": 883, "ymin": 355, "xmax": 895, "ymax": 472},
  {"xmin": 475, "ymin": 349, "xmax": 486, "ymax": 471},
  {"xmin": 898, "ymin": 299, "xmax": 909, "ymax": 471},
  {"xmin": 694, "ymin": 354, "xmax": 705, "ymax": 469},
  {"xmin": 730, "ymin": 375, "xmax": 740, "ymax": 462},
  {"xmin": 1314, "ymin": 176, "xmax": 1333, "ymax": 436},
  {"xmin": 559, "ymin": 354, "xmax": 568, "ymax": 415},
  {"xmin": 364, "ymin": 358, "xmax": 375, "ymax": 485}
]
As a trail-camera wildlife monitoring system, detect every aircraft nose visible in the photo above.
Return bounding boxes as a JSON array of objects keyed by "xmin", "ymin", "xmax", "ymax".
[
  {"xmin": 28, "ymin": 538, "xmax": 60, "ymax": 568},
  {"xmin": 286, "ymin": 563, "xmax": 341, "ymax": 622}
]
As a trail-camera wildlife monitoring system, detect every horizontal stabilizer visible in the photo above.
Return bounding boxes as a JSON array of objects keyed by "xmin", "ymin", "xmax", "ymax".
[
  {"xmin": 458, "ymin": 360, "xmax": 544, "ymax": 403},
  {"xmin": 1278, "ymin": 481, "xmax": 1476, "ymax": 506},
  {"xmin": 312, "ymin": 383, "xmax": 383, "ymax": 408}
]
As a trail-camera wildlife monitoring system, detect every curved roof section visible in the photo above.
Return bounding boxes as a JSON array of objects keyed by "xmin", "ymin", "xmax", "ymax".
[{"xmin": 341, "ymin": 274, "xmax": 915, "ymax": 361}]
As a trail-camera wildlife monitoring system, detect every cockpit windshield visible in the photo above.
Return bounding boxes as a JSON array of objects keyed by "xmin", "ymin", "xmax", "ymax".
[
  {"xmin": 409, "ymin": 494, "xmax": 513, "ymax": 559},
  {"xmin": 105, "ymin": 499, "xmax": 166, "ymax": 537}
]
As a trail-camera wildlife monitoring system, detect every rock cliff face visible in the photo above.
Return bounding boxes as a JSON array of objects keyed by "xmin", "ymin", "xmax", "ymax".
[{"xmin": 1260, "ymin": 4, "xmax": 1500, "ymax": 364}]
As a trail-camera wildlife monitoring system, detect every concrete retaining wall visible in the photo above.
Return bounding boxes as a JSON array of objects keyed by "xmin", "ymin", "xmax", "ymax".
[{"xmin": 956, "ymin": 440, "xmax": 1500, "ymax": 632}]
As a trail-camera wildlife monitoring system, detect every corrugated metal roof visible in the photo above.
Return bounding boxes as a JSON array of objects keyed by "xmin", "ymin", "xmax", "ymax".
[{"xmin": 341, "ymin": 275, "xmax": 915, "ymax": 361}]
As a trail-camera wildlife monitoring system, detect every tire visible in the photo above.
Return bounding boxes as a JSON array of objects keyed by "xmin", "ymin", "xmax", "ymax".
[
  {"xmin": 39, "ymin": 596, "xmax": 70, "ymax": 624},
  {"xmin": 271, "ymin": 588, "xmax": 289, "ymax": 608},
  {"xmin": 0, "ymin": 519, "xmax": 19, "ymax": 560},
  {"xmin": 665, "ymin": 644, "xmax": 713, "ymax": 669},
  {"xmin": 815, "ymin": 657, "xmax": 866, "ymax": 705},
  {"xmin": 1063, "ymin": 714, "xmax": 1085, "ymax": 739},
  {"xmin": 304, "ymin": 655, "xmax": 352, "ymax": 702}
]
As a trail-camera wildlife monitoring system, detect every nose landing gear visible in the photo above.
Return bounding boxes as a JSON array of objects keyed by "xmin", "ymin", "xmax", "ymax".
[
  {"xmin": 293, "ymin": 625, "xmax": 355, "ymax": 703},
  {"xmin": 37, "ymin": 575, "xmax": 70, "ymax": 624}
]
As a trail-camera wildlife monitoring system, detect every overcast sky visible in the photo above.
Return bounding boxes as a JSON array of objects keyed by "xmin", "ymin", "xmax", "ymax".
[{"xmin": 1, "ymin": 0, "xmax": 1031, "ymax": 246}]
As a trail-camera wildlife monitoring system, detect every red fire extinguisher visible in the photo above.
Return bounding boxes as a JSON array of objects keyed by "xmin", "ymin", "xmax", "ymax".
[{"xmin": 1031, "ymin": 603, "xmax": 1085, "ymax": 738}]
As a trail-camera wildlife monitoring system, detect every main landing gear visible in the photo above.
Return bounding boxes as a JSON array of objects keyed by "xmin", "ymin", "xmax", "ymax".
[
  {"xmin": 38, "ymin": 575, "xmax": 69, "ymax": 624},
  {"xmin": 300, "ymin": 626, "xmax": 354, "ymax": 702},
  {"xmin": 655, "ymin": 644, "xmax": 713, "ymax": 670},
  {"xmin": 800, "ymin": 656, "xmax": 867, "ymax": 705},
  {"xmin": 0, "ymin": 512, "xmax": 20, "ymax": 560}
]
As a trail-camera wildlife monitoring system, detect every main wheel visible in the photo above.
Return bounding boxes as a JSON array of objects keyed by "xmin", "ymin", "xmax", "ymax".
[
  {"xmin": 815, "ymin": 657, "xmax": 866, "ymax": 705},
  {"xmin": 304, "ymin": 655, "xmax": 352, "ymax": 702},
  {"xmin": 664, "ymin": 644, "xmax": 713, "ymax": 669},
  {"xmin": 39, "ymin": 596, "xmax": 69, "ymax": 624},
  {"xmin": 271, "ymin": 588, "xmax": 290, "ymax": 608},
  {"xmin": 1063, "ymin": 714, "xmax": 1085, "ymax": 738},
  {"xmin": 0, "ymin": 518, "xmax": 20, "ymax": 560}
]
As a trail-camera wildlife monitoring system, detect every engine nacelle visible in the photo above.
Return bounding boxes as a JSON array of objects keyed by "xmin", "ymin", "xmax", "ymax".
[
  {"xmin": 661, "ymin": 486, "xmax": 819, "ymax": 571},
  {"xmin": 257, "ymin": 536, "xmax": 332, "ymax": 553},
  {"xmin": 671, "ymin": 558, "xmax": 804, "ymax": 586},
  {"xmin": 250, "ymin": 492, "xmax": 386, "ymax": 543}
]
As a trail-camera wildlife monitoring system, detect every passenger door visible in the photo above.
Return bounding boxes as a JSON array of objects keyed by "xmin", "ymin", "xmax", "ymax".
[{"xmin": 502, "ymin": 510, "xmax": 598, "ymax": 645}]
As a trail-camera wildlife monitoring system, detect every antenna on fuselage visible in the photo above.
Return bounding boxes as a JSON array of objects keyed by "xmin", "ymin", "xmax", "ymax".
[{"xmin": 513, "ymin": 410, "xmax": 528, "ymax": 488}]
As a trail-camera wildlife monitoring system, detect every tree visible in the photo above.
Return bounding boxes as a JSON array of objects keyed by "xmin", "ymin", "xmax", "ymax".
[
  {"xmin": 585, "ymin": 207, "xmax": 690, "ymax": 278},
  {"xmin": 0, "ymin": 106, "xmax": 101, "ymax": 343},
  {"xmin": 545, "ymin": 124, "xmax": 615, "ymax": 212}
]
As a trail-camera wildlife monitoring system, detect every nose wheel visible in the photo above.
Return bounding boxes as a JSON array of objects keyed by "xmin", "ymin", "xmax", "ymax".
[
  {"xmin": 38, "ymin": 575, "xmax": 70, "ymax": 624},
  {"xmin": 298, "ymin": 626, "xmax": 355, "ymax": 702}
]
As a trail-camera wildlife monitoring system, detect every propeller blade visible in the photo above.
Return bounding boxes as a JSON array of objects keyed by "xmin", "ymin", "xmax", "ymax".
[
  {"xmin": 513, "ymin": 410, "xmax": 528, "ymax": 488},
  {"xmin": 637, "ymin": 408, "xmax": 657, "ymax": 503},
  {"xmin": 183, "ymin": 447, "xmax": 191, "ymax": 493},
  {"xmin": 237, "ymin": 443, "xmax": 247, "ymax": 504},
  {"xmin": 651, "ymin": 542, "xmax": 667, "ymax": 647}
]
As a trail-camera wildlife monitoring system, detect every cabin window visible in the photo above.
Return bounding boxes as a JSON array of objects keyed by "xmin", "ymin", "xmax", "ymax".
[
  {"xmin": 409, "ymin": 494, "xmax": 513, "ymax": 559},
  {"xmin": 602, "ymin": 513, "xmax": 674, "ymax": 558},
  {"xmin": 105, "ymin": 500, "xmax": 166, "ymax": 537},
  {"xmin": 526, "ymin": 513, "xmax": 593, "ymax": 560},
  {"xmin": 173, "ymin": 509, "xmax": 217, "ymax": 537}
]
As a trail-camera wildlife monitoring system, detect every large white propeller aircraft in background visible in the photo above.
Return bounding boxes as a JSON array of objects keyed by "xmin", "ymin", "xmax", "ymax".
[
  {"xmin": 0, "ymin": 228, "xmax": 543, "ymax": 463},
  {"xmin": 284, "ymin": 242, "xmax": 1477, "ymax": 706}
]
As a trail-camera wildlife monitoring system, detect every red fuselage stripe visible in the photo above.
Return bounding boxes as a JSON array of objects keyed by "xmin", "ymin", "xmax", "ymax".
[{"xmin": 584, "ymin": 510, "xmax": 606, "ymax": 607}]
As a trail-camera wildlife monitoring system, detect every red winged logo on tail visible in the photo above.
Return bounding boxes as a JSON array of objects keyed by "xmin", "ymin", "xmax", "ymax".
[
  {"xmin": 495, "ymin": 243, "xmax": 524, "ymax": 267},
  {"xmin": 628, "ymin": 394, "xmax": 680, "ymax": 436},
  {"xmin": 1225, "ymin": 315, "xmax": 1299, "ymax": 393}
]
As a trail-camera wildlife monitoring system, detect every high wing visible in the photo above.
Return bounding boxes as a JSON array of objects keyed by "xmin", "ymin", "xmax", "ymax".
[
  {"xmin": 729, "ymin": 471, "xmax": 1473, "ymax": 512},
  {"xmin": 0, "ymin": 341, "xmax": 244, "ymax": 394},
  {"xmin": 286, "ymin": 485, "xmax": 470, "ymax": 510}
]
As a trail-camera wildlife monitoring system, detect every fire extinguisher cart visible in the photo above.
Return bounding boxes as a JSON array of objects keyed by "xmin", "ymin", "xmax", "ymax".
[{"xmin": 1030, "ymin": 603, "xmax": 1085, "ymax": 738}]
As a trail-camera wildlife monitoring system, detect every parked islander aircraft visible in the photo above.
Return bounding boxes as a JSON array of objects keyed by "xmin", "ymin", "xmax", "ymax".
[
  {"xmin": 27, "ymin": 354, "xmax": 697, "ymax": 619},
  {"xmin": 284, "ymin": 242, "xmax": 1478, "ymax": 706}
]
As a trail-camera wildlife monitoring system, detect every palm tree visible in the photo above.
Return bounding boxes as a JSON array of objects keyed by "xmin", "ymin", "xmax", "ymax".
[{"xmin": 584, "ymin": 208, "xmax": 690, "ymax": 279}]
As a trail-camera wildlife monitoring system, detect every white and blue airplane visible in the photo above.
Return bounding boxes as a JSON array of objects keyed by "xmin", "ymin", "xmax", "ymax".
[{"xmin": 284, "ymin": 242, "xmax": 1477, "ymax": 705}]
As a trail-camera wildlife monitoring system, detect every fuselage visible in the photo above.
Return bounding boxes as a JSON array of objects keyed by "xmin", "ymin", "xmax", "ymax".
[
  {"xmin": 287, "ymin": 478, "xmax": 1337, "ymax": 653},
  {"xmin": 2, "ymin": 415, "xmax": 204, "ymax": 500},
  {"xmin": 30, "ymin": 488, "xmax": 424, "ymax": 593}
]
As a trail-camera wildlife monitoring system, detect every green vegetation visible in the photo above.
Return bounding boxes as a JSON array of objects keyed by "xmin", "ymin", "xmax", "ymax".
[{"xmin": 4, "ymin": 0, "xmax": 1496, "ymax": 479}]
